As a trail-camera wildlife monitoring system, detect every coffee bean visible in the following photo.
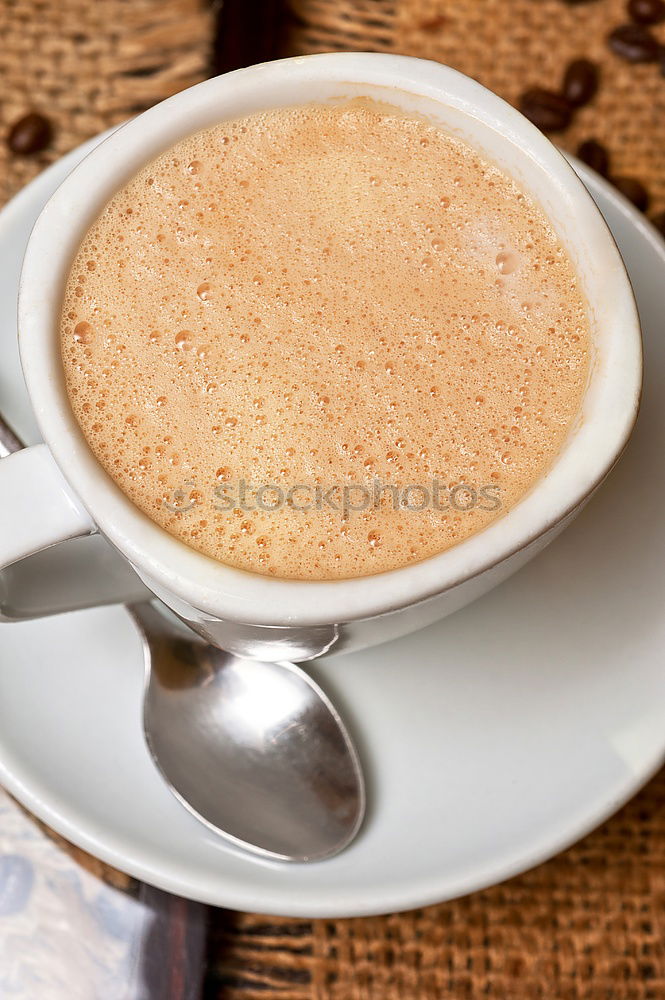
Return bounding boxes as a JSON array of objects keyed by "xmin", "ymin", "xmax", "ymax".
[
  {"xmin": 418, "ymin": 15, "xmax": 447, "ymax": 31},
  {"xmin": 519, "ymin": 88, "xmax": 573, "ymax": 132},
  {"xmin": 607, "ymin": 23, "xmax": 659, "ymax": 61},
  {"xmin": 611, "ymin": 175, "xmax": 650, "ymax": 211},
  {"xmin": 7, "ymin": 112, "xmax": 52, "ymax": 155},
  {"xmin": 562, "ymin": 59, "xmax": 599, "ymax": 107},
  {"xmin": 576, "ymin": 139, "xmax": 610, "ymax": 176},
  {"xmin": 651, "ymin": 210, "xmax": 665, "ymax": 238},
  {"xmin": 628, "ymin": 0, "xmax": 665, "ymax": 25}
]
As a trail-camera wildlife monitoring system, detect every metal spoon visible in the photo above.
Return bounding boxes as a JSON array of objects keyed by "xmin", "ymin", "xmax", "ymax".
[
  {"xmin": 130, "ymin": 601, "xmax": 364, "ymax": 861},
  {"xmin": 0, "ymin": 413, "xmax": 365, "ymax": 861}
]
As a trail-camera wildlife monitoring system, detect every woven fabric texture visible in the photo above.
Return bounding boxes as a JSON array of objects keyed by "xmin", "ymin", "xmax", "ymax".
[
  {"xmin": 0, "ymin": 0, "xmax": 213, "ymax": 205},
  {"xmin": 1, "ymin": 1, "xmax": 664, "ymax": 997}
]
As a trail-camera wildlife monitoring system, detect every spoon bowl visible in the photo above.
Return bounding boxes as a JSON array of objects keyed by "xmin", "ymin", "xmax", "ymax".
[{"xmin": 130, "ymin": 602, "xmax": 365, "ymax": 862}]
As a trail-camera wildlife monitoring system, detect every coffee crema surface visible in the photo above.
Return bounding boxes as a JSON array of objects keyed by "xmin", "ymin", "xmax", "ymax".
[{"xmin": 61, "ymin": 102, "xmax": 589, "ymax": 580}]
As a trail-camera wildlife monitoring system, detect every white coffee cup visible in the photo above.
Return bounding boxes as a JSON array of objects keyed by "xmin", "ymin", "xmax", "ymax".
[{"xmin": 0, "ymin": 53, "xmax": 641, "ymax": 660}]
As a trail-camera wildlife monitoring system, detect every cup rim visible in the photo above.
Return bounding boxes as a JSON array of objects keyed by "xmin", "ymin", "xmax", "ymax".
[{"xmin": 18, "ymin": 52, "xmax": 642, "ymax": 627}]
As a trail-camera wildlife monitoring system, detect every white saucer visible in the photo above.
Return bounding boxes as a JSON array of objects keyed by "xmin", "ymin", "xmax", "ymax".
[{"xmin": 1, "ymin": 138, "xmax": 664, "ymax": 918}]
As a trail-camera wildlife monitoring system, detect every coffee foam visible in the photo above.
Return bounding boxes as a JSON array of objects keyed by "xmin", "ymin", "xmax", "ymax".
[{"xmin": 60, "ymin": 102, "xmax": 589, "ymax": 580}]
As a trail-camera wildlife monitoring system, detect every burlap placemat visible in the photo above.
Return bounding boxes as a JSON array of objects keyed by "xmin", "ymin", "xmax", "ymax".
[
  {"xmin": 0, "ymin": 0, "xmax": 213, "ymax": 205},
  {"xmin": 1, "ymin": 1, "xmax": 664, "ymax": 997}
]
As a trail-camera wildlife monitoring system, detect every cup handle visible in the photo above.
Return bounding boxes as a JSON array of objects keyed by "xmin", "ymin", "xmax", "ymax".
[
  {"xmin": 0, "ymin": 445, "xmax": 94, "ymax": 563},
  {"xmin": 0, "ymin": 444, "xmax": 151, "ymax": 621}
]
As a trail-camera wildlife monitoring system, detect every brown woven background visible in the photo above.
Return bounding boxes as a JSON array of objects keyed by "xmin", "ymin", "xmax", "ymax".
[
  {"xmin": 0, "ymin": 0, "xmax": 213, "ymax": 205},
  {"xmin": 1, "ymin": 0, "xmax": 664, "ymax": 997}
]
